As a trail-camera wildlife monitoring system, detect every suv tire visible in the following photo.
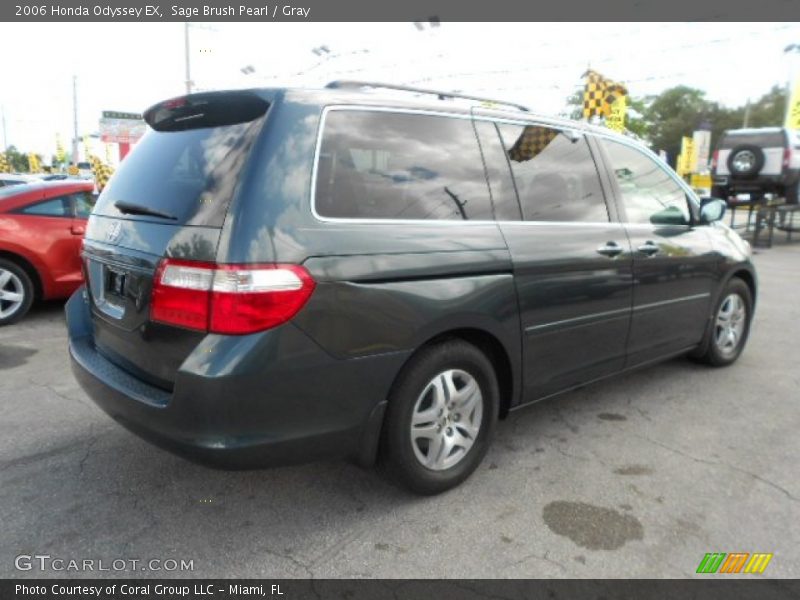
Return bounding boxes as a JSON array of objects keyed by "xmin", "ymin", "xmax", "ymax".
[
  {"xmin": 691, "ymin": 278, "xmax": 753, "ymax": 367},
  {"xmin": 0, "ymin": 258, "xmax": 34, "ymax": 326},
  {"xmin": 727, "ymin": 144, "xmax": 765, "ymax": 179},
  {"xmin": 380, "ymin": 339, "xmax": 499, "ymax": 495}
]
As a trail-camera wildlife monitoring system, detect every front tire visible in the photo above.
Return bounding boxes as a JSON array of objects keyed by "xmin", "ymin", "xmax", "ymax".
[
  {"xmin": 693, "ymin": 278, "xmax": 753, "ymax": 367},
  {"xmin": 0, "ymin": 259, "xmax": 34, "ymax": 326},
  {"xmin": 380, "ymin": 340, "xmax": 499, "ymax": 495}
]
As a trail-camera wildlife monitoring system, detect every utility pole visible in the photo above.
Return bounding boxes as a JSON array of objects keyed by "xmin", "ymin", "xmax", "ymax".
[
  {"xmin": 184, "ymin": 23, "xmax": 192, "ymax": 94},
  {"xmin": 742, "ymin": 98, "xmax": 751, "ymax": 128},
  {"xmin": 71, "ymin": 75, "xmax": 79, "ymax": 163}
]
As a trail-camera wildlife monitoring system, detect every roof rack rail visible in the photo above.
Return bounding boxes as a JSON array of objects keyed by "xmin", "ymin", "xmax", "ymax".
[{"xmin": 325, "ymin": 80, "xmax": 530, "ymax": 112}]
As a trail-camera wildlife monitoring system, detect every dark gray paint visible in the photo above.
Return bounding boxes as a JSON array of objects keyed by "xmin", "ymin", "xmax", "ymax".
[{"xmin": 69, "ymin": 86, "xmax": 757, "ymax": 469}]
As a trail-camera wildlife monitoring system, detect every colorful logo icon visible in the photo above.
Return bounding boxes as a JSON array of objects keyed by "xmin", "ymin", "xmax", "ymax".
[{"xmin": 696, "ymin": 552, "xmax": 773, "ymax": 574}]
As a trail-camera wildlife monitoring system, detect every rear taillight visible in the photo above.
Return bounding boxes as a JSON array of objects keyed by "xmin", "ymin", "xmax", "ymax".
[
  {"xmin": 151, "ymin": 259, "xmax": 315, "ymax": 335},
  {"xmin": 783, "ymin": 148, "xmax": 792, "ymax": 170},
  {"xmin": 711, "ymin": 150, "xmax": 719, "ymax": 170}
]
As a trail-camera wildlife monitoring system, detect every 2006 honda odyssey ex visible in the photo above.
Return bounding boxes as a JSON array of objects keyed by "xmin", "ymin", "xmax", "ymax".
[{"xmin": 67, "ymin": 82, "xmax": 756, "ymax": 494}]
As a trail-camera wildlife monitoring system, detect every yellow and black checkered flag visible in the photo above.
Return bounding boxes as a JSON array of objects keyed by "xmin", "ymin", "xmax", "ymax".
[
  {"xmin": 507, "ymin": 126, "xmax": 560, "ymax": 162},
  {"xmin": 0, "ymin": 153, "xmax": 11, "ymax": 173},
  {"xmin": 89, "ymin": 155, "xmax": 115, "ymax": 193},
  {"xmin": 582, "ymin": 70, "xmax": 628, "ymax": 119}
]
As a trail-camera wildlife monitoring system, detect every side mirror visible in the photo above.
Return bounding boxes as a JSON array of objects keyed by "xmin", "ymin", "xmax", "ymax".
[
  {"xmin": 650, "ymin": 206, "xmax": 689, "ymax": 226},
  {"xmin": 699, "ymin": 198, "xmax": 727, "ymax": 224}
]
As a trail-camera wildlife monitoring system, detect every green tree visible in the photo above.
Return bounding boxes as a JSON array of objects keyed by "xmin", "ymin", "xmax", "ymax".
[
  {"xmin": 562, "ymin": 84, "xmax": 789, "ymax": 167},
  {"xmin": 645, "ymin": 86, "xmax": 714, "ymax": 165},
  {"xmin": 3, "ymin": 146, "xmax": 28, "ymax": 172},
  {"xmin": 743, "ymin": 85, "xmax": 787, "ymax": 128}
]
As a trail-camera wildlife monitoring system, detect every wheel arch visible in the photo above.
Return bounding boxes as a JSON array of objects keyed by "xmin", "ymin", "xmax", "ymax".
[
  {"xmin": 0, "ymin": 249, "xmax": 44, "ymax": 301},
  {"xmin": 354, "ymin": 323, "xmax": 521, "ymax": 468},
  {"xmin": 728, "ymin": 267, "xmax": 757, "ymax": 309},
  {"xmin": 418, "ymin": 328, "xmax": 516, "ymax": 420}
]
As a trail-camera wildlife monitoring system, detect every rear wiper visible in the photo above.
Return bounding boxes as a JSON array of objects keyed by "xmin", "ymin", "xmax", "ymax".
[{"xmin": 114, "ymin": 200, "xmax": 177, "ymax": 221}]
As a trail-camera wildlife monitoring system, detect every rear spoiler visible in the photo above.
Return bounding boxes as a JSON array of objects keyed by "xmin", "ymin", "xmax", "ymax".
[{"xmin": 144, "ymin": 91, "xmax": 269, "ymax": 132}]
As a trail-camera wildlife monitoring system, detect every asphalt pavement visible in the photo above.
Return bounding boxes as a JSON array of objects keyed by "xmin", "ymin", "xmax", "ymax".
[{"xmin": 1, "ymin": 242, "xmax": 798, "ymax": 579}]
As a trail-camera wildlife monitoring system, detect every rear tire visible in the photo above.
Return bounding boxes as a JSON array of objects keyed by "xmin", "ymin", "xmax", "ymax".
[
  {"xmin": 379, "ymin": 340, "xmax": 499, "ymax": 495},
  {"xmin": 691, "ymin": 278, "xmax": 753, "ymax": 367},
  {"xmin": 0, "ymin": 258, "xmax": 34, "ymax": 326}
]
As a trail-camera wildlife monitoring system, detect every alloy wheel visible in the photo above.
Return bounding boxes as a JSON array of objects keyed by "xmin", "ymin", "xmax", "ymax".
[
  {"xmin": 0, "ymin": 268, "xmax": 25, "ymax": 320},
  {"xmin": 410, "ymin": 369, "xmax": 483, "ymax": 471},
  {"xmin": 714, "ymin": 293, "xmax": 747, "ymax": 357}
]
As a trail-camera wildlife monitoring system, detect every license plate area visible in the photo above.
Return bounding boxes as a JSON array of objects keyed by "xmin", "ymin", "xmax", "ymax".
[
  {"xmin": 87, "ymin": 259, "xmax": 125, "ymax": 320},
  {"xmin": 106, "ymin": 267, "xmax": 127, "ymax": 299}
]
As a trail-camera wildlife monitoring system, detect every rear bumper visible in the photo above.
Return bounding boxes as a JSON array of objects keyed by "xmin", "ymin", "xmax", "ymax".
[
  {"xmin": 66, "ymin": 287, "xmax": 406, "ymax": 469},
  {"xmin": 713, "ymin": 172, "xmax": 799, "ymax": 191}
]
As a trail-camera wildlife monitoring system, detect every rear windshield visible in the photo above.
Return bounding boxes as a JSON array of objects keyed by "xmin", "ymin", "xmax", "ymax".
[
  {"xmin": 718, "ymin": 130, "xmax": 785, "ymax": 149},
  {"xmin": 93, "ymin": 116, "xmax": 266, "ymax": 227}
]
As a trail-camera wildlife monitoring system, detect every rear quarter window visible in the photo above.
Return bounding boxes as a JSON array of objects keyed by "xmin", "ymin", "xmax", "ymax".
[{"xmin": 314, "ymin": 110, "xmax": 494, "ymax": 221}]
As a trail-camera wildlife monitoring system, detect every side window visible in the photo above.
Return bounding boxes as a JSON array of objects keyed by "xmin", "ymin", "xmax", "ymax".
[
  {"xmin": 601, "ymin": 139, "xmax": 690, "ymax": 225},
  {"xmin": 473, "ymin": 120, "xmax": 522, "ymax": 221},
  {"xmin": 73, "ymin": 192, "xmax": 96, "ymax": 218},
  {"xmin": 315, "ymin": 111, "xmax": 493, "ymax": 221},
  {"xmin": 496, "ymin": 123, "xmax": 608, "ymax": 222},
  {"xmin": 19, "ymin": 196, "xmax": 71, "ymax": 217}
]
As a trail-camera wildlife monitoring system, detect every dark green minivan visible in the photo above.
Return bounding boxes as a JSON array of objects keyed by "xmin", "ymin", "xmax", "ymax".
[{"xmin": 67, "ymin": 82, "xmax": 756, "ymax": 494}]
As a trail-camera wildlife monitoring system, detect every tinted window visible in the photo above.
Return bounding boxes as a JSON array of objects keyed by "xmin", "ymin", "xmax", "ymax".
[
  {"xmin": 474, "ymin": 120, "xmax": 522, "ymax": 221},
  {"xmin": 93, "ymin": 116, "xmax": 266, "ymax": 226},
  {"xmin": 20, "ymin": 196, "xmax": 70, "ymax": 217},
  {"xmin": 73, "ymin": 192, "xmax": 96, "ymax": 217},
  {"xmin": 496, "ymin": 124, "xmax": 608, "ymax": 222},
  {"xmin": 315, "ymin": 111, "xmax": 493, "ymax": 221},
  {"xmin": 602, "ymin": 139, "xmax": 690, "ymax": 225}
]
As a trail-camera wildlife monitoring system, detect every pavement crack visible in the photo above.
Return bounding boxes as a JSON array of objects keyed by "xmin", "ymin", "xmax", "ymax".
[
  {"xmin": 633, "ymin": 432, "xmax": 799, "ymax": 503},
  {"xmin": 509, "ymin": 549, "xmax": 568, "ymax": 573},
  {"xmin": 261, "ymin": 547, "xmax": 314, "ymax": 578},
  {"xmin": 78, "ymin": 426, "xmax": 99, "ymax": 477},
  {"xmin": 0, "ymin": 439, "xmax": 86, "ymax": 471}
]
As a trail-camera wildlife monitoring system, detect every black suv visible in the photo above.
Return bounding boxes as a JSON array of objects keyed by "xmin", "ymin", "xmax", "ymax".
[
  {"xmin": 711, "ymin": 126, "xmax": 800, "ymax": 204},
  {"xmin": 67, "ymin": 82, "xmax": 756, "ymax": 494}
]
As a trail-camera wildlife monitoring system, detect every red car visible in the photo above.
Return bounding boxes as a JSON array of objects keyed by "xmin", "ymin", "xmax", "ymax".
[{"xmin": 0, "ymin": 180, "xmax": 95, "ymax": 325}]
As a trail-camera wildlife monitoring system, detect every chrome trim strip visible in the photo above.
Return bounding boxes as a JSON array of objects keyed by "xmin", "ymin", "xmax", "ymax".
[
  {"xmin": 524, "ymin": 292, "xmax": 711, "ymax": 334},
  {"xmin": 309, "ymin": 105, "xmax": 612, "ymax": 227},
  {"xmin": 632, "ymin": 292, "xmax": 711, "ymax": 312},
  {"xmin": 525, "ymin": 307, "xmax": 630, "ymax": 334}
]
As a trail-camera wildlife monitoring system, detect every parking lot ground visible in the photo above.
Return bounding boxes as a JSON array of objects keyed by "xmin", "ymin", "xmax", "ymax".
[{"xmin": 1, "ymin": 242, "xmax": 799, "ymax": 579}]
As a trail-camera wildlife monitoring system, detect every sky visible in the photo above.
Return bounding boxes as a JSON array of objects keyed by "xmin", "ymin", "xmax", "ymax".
[{"xmin": 0, "ymin": 22, "xmax": 798, "ymax": 161}]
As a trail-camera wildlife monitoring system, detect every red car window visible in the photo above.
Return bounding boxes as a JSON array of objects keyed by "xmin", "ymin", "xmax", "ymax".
[{"xmin": 19, "ymin": 196, "xmax": 71, "ymax": 217}]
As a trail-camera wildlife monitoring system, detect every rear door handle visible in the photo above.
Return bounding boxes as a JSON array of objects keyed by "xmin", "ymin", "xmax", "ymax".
[
  {"xmin": 71, "ymin": 224, "xmax": 85, "ymax": 235},
  {"xmin": 596, "ymin": 241, "xmax": 623, "ymax": 257},
  {"xmin": 637, "ymin": 241, "xmax": 659, "ymax": 256}
]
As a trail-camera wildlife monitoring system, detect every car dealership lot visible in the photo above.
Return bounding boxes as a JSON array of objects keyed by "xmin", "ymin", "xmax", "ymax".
[{"xmin": 1, "ymin": 242, "xmax": 799, "ymax": 579}]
